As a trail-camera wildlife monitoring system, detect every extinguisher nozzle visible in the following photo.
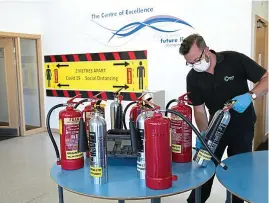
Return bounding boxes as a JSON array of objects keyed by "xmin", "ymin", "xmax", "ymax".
[
  {"xmin": 220, "ymin": 163, "xmax": 228, "ymax": 170},
  {"xmin": 78, "ymin": 118, "xmax": 89, "ymax": 152}
]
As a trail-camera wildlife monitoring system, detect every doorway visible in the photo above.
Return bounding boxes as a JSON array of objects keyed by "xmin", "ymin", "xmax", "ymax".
[
  {"xmin": 0, "ymin": 32, "xmax": 45, "ymax": 137},
  {"xmin": 253, "ymin": 15, "xmax": 268, "ymax": 150}
]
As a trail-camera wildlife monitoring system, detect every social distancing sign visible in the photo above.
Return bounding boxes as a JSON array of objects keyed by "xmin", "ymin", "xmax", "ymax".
[{"xmin": 44, "ymin": 50, "xmax": 148, "ymax": 93}]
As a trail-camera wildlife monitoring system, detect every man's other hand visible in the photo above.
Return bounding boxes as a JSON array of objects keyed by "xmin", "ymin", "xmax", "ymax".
[{"xmin": 232, "ymin": 93, "xmax": 252, "ymax": 113}]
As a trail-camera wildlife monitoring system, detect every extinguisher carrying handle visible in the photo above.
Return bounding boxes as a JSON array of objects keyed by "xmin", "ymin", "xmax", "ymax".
[
  {"xmin": 46, "ymin": 103, "xmax": 67, "ymax": 162},
  {"xmin": 162, "ymin": 109, "xmax": 228, "ymax": 170}
]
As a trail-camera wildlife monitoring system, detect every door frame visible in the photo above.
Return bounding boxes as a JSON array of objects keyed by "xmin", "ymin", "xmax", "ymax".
[
  {"xmin": 253, "ymin": 15, "xmax": 268, "ymax": 149},
  {"xmin": 0, "ymin": 31, "xmax": 45, "ymax": 136},
  {"xmin": 0, "ymin": 38, "xmax": 20, "ymax": 136}
]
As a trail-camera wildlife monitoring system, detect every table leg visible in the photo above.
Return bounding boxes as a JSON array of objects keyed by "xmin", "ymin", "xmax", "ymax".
[
  {"xmin": 118, "ymin": 200, "xmax": 125, "ymax": 203},
  {"xmin": 195, "ymin": 186, "xmax": 201, "ymax": 203},
  {"xmin": 58, "ymin": 185, "xmax": 64, "ymax": 203},
  {"xmin": 151, "ymin": 198, "xmax": 161, "ymax": 203}
]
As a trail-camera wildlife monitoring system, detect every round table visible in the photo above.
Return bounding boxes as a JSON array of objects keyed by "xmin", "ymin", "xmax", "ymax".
[
  {"xmin": 216, "ymin": 151, "xmax": 268, "ymax": 203},
  {"xmin": 50, "ymin": 155, "xmax": 215, "ymax": 203}
]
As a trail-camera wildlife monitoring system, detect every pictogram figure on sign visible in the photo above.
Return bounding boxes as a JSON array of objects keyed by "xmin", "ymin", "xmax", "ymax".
[
  {"xmin": 137, "ymin": 61, "xmax": 145, "ymax": 90},
  {"xmin": 46, "ymin": 65, "xmax": 52, "ymax": 87}
]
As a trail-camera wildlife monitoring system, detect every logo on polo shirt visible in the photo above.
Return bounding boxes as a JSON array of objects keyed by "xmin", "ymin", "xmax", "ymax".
[{"xmin": 224, "ymin": 76, "xmax": 234, "ymax": 82}]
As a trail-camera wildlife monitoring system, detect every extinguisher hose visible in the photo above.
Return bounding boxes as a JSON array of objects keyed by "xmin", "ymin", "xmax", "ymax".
[
  {"xmin": 123, "ymin": 101, "xmax": 137, "ymax": 130},
  {"xmin": 164, "ymin": 99, "xmax": 177, "ymax": 116},
  {"xmin": 46, "ymin": 104, "xmax": 66, "ymax": 161},
  {"xmin": 74, "ymin": 99, "xmax": 89, "ymax": 108},
  {"xmin": 164, "ymin": 109, "xmax": 228, "ymax": 170}
]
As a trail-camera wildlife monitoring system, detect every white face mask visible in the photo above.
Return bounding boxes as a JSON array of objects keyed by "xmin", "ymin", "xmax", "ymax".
[{"xmin": 193, "ymin": 58, "xmax": 210, "ymax": 72}]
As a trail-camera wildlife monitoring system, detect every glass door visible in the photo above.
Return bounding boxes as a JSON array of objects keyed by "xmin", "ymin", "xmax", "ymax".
[{"xmin": 0, "ymin": 38, "xmax": 20, "ymax": 136}]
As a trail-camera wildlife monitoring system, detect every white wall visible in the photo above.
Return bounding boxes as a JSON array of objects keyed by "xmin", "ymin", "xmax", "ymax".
[
  {"xmin": 251, "ymin": 0, "xmax": 268, "ymax": 134},
  {"xmin": 41, "ymin": 0, "xmax": 253, "ymax": 130},
  {"xmin": 0, "ymin": 2, "xmax": 45, "ymax": 34}
]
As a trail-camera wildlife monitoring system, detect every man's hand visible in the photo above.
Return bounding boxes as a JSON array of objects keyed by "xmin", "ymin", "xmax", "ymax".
[
  {"xmin": 232, "ymin": 93, "xmax": 252, "ymax": 113},
  {"xmin": 196, "ymin": 131, "xmax": 206, "ymax": 150}
]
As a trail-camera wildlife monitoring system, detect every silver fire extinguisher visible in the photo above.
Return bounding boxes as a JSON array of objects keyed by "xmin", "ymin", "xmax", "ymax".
[
  {"xmin": 193, "ymin": 103, "xmax": 232, "ymax": 167},
  {"xmin": 136, "ymin": 111, "xmax": 149, "ymax": 179},
  {"xmin": 89, "ymin": 110, "xmax": 108, "ymax": 184},
  {"xmin": 110, "ymin": 94, "xmax": 123, "ymax": 130}
]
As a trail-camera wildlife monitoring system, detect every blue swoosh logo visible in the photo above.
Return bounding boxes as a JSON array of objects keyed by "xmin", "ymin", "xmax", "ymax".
[{"xmin": 91, "ymin": 15, "xmax": 193, "ymax": 43}]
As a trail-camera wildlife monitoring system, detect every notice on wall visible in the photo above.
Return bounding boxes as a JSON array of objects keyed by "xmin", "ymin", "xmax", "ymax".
[{"xmin": 44, "ymin": 50, "xmax": 148, "ymax": 93}]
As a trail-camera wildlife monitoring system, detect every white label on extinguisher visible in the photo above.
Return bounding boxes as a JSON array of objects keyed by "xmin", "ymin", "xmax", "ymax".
[
  {"xmin": 137, "ymin": 160, "xmax": 145, "ymax": 172},
  {"xmin": 64, "ymin": 117, "xmax": 83, "ymax": 160}
]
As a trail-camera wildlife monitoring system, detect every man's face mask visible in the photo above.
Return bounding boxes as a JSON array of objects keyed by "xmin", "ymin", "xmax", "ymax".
[
  {"xmin": 186, "ymin": 49, "xmax": 210, "ymax": 72},
  {"xmin": 193, "ymin": 58, "xmax": 210, "ymax": 72}
]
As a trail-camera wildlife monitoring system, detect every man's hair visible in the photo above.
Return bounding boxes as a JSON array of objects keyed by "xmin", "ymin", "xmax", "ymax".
[{"xmin": 179, "ymin": 34, "xmax": 207, "ymax": 55}]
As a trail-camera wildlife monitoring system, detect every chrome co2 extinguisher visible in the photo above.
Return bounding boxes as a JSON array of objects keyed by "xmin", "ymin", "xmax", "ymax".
[
  {"xmin": 75, "ymin": 93, "xmax": 106, "ymax": 158},
  {"xmin": 193, "ymin": 102, "xmax": 232, "ymax": 167},
  {"xmin": 110, "ymin": 87, "xmax": 126, "ymax": 130},
  {"xmin": 166, "ymin": 93, "xmax": 192, "ymax": 163},
  {"xmin": 46, "ymin": 95, "xmax": 84, "ymax": 171},
  {"xmin": 144, "ymin": 103, "xmax": 178, "ymax": 190},
  {"xmin": 89, "ymin": 108, "xmax": 108, "ymax": 185}
]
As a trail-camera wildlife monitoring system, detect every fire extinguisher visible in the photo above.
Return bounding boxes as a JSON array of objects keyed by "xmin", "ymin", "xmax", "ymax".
[
  {"xmin": 130, "ymin": 100, "xmax": 229, "ymax": 190},
  {"xmin": 165, "ymin": 93, "xmax": 193, "ymax": 163},
  {"xmin": 110, "ymin": 88, "xmax": 125, "ymax": 130},
  {"xmin": 123, "ymin": 93, "xmax": 153, "ymax": 130},
  {"xmin": 74, "ymin": 93, "xmax": 106, "ymax": 158},
  {"xmin": 193, "ymin": 102, "xmax": 233, "ymax": 167},
  {"xmin": 88, "ymin": 106, "xmax": 108, "ymax": 184},
  {"xmin": 46, "ymin": 95, "xmax": 84, "ymax": 170}
]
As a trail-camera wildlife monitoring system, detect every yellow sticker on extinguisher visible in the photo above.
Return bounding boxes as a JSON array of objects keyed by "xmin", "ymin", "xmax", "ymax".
[
  {"xmin": 197, "ymin": 149, "xmax": 211, "ymax": 161},
  {"xmin": 59, "ymin": 119, "xmax": 62, "ymax": 135},
  {"xmin": 90, "ymin": 166, "xmax": 102, "ymax": 178},
  {"xmin": 172, "ymin": 144, "xmax": 182, "ymax": 153}
]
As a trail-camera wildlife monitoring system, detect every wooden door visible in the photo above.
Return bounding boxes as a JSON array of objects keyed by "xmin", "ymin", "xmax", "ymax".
[
  {"xmin": 0, "ymin": 38, "xmax": 20, "ymax": 136},
  {"xmin": 253, "ymin": 15, "xmax": 268, "ymax": 150}
]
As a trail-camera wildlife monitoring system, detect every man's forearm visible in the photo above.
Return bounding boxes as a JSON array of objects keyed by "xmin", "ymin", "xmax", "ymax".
[
  {"xmin": 251, "ymin": 72, "xmax": 268, "ymax": 98},
  {"xmin": 194, "ymin": 110, "xmax": 208, "ymax": 132}
]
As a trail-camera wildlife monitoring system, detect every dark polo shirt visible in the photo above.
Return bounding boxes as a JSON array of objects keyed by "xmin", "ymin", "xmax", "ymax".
[{"xmin": 186, "ymin": 50, "xmax": 266, "ymax": 129}]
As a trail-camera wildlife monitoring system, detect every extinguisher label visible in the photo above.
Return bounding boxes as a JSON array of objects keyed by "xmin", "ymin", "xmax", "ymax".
[
  {"xmin": 197, "ymin": 149, "xmax": 211, "ymax": 161},
  {"xmin": 171, "ymin": 113, "xmax": 192, "ymax": 153},
  {"xmin": 59, "ymin": 120, "xmax": 62, "ymax": 135},
  {"xmin": 137, "ymin": 160, "xmax": 145, "ymax": 172},
  {"xmin": 64, "ymin": 117, "xmax": 83, "ymax": 160},
  {"xmin": 89, "ymin": 131, "xmax": 96, "ymax": 157},
  {"xmin": 172, "ymin": 144, "xmax": 182, "ymax": 153},
  {"xmin": 90, "ymin": 166, "xmax": 102, "ymax": 178}
]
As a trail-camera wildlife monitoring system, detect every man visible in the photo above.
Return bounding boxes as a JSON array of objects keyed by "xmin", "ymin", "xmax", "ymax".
[{"xmin": 179, "ymin": 34, "xmax": 268, "ymax": 203}]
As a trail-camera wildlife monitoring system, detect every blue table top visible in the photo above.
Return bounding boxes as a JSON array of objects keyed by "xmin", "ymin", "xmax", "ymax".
[
  {"xmin": 216, "ymin": 151, "xmax": 268, "ymax": 203},
  {"xmin": 50, "ymin": 153, "xmax": 215, "ymax": 200}
]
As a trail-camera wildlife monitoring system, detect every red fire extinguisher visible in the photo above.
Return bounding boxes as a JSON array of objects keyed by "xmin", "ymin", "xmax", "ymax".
[
  {"xmin": 144, "ymin": 103, "xmax": 178, "ymax": 190},
  {"xmin": 58, "ymin": 95, "xmax": 84, "ymax": 170},
  {"xmin": 165, "ymin": 93, "xmax": 192, "ymax": 163}
]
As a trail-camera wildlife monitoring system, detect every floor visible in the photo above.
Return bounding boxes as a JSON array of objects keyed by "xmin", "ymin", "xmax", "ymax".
[{"xmin": 0, "ymin": 132, "xmax": 228, "ymax": 203}]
